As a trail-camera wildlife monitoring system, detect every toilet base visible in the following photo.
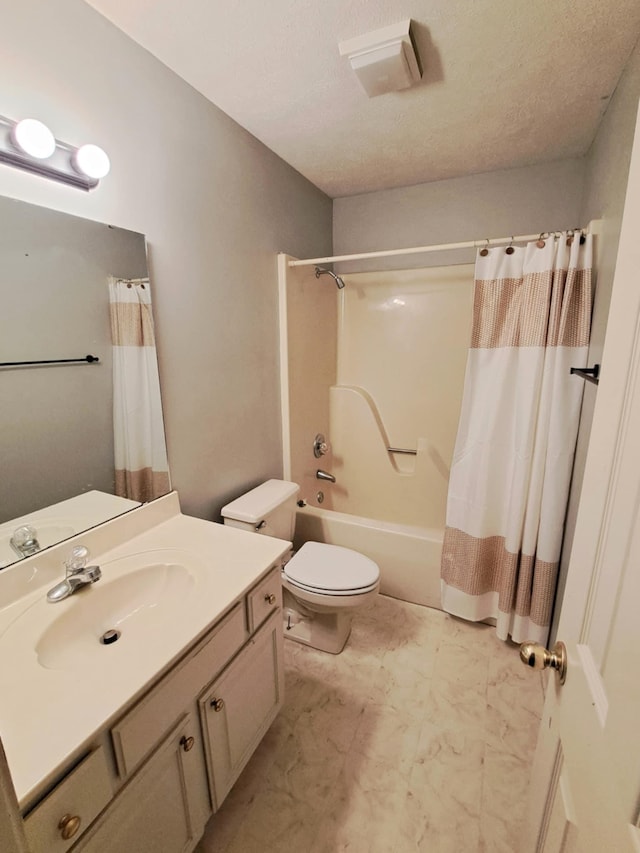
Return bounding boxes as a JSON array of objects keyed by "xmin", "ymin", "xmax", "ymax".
[{"xmin": 282, "ymin": 604, "xmax": 352, "ymax": 655}]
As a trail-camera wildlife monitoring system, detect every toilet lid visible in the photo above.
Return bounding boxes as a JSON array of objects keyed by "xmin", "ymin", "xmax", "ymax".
[{"xmin": 284, "ymin": 542, "xmax": 380, "ymax": 593}]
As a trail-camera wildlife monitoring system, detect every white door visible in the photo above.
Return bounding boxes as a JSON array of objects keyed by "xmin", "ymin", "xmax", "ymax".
[{"xmin": 525, "ymin": 100, "xmax": 640, "ymax": 852}]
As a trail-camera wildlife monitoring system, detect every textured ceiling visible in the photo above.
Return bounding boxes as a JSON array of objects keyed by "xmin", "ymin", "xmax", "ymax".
[{"xmin": 84, "ymin": 0, "xmax": 640, "ymax": 198}]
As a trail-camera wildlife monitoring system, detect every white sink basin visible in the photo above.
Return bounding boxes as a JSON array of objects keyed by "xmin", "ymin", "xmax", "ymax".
[
  {"xmin": 36, "ymin": 560, "xmax": 196, "ymax": 670},
  {"xmin": 0, "ymin": 548, "xmax": 205, "ymax": 673}
]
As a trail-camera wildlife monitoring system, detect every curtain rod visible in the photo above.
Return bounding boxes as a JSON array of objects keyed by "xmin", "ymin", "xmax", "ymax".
[{"xmin": 287, "ymin": 228, "xmax": 589, "ymax": 267}]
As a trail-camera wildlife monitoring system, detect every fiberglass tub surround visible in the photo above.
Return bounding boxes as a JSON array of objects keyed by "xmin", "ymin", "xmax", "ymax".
[{"xmin": 280, "ymin": 258, "xmax": 474, "ymax": 606}]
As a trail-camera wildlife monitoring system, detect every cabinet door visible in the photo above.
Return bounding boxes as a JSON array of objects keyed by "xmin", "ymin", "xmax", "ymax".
[
  {"xmin": 77, "ymin": 714, "xmax": 208, "ymax": 853},
  {"xmin": 200, "ymin": 609, "xmax": 284, "ymax": 809}
]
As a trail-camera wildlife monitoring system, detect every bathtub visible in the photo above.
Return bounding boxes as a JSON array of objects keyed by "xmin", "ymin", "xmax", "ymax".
[{"xmin": 294, "ymin": 504, "xmax": 443, "ymax": 609}]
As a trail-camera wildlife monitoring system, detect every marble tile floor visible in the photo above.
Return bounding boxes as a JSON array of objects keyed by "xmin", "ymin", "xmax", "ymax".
[{"xmin": 196, "ymin": 594, "xmax": 544, "ymax": 853}]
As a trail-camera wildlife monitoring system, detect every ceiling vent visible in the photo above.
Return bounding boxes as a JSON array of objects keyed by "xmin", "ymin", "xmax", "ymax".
[{"xmin": 338, "ymin": 20, "xmax": 422, "ymax": 98}]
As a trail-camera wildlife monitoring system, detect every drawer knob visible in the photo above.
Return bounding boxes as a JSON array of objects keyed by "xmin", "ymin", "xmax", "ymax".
[
  {"xmin": 210, "ymin": 697, "xmax": 225, "ymax": 712},
  {"xmin": 58, "ymin": 813, "xmax": 82, "ymax": 840},
  {"xmin": 180, "ymin": 735, "xmax": 195, "ymax": 752},
  {"xmin": 264, "ymin": 592, "xmax": 276, "ymax": 605}
]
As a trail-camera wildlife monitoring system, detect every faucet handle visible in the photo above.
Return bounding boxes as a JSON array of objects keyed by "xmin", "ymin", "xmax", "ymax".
[
  {"xmin": 65, "ymin": 545, "xmax": 90, "ymax": 574},
  {"xmin": 313, "ymin": 433, "xmax": 331, "ymax": 458},
  {"xmin": 10, "ymin": 525, "xmax": 41, "ymax": 556}
]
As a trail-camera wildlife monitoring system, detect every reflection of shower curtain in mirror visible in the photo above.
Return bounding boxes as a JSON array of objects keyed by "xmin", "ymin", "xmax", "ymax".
[
  {"xmin": 440, "ymin": 234, "xmax": 592, "ymax": 645},
  {"xmin": 108, "ymin": 277, "xmax": 169, "ymax": 502}
]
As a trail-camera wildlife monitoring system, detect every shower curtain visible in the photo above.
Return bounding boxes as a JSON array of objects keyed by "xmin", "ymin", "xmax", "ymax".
[
  {"xmin": 108, "ymin": 277, "xmax": 169, "ymax": 502},
  {"xmin": 440, "ymin": 234, "xmax": 592, "ymax": 644}
]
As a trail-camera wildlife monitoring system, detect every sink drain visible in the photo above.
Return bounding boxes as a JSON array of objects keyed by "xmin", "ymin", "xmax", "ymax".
[{"xmin": 100, "ymin": 629, "xmax": 121, "ymax": 645}]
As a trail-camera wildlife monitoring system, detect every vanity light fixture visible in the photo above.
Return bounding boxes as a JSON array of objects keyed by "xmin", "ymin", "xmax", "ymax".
[{"xmin": 0, "ymin": 115, "xmax": 110, "ymax": 190}]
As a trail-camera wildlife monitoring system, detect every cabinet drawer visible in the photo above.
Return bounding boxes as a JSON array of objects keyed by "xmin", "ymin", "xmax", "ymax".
[
  {"xmin": 24, "ymin": 746, "xmax": 112, "ymax": 853},
  {"xmin": 247, "ymin": 567, "xmax": 282, "ymax": 632},
  {"xmin": 112, "ymin": 602, "xmax": 246, "ymax": 777}
]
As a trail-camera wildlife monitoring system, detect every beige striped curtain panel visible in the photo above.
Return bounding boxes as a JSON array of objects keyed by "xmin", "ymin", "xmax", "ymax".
[
  {"xmin": 108, "ymin": 278, "xmax": 170, "ymax": 503},
  {"xmin": 440, "ymin": 234, "xmax": 592, "ymax": 644}
]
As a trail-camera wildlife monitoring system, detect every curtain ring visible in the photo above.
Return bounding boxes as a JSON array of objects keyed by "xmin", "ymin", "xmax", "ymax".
[
  {"xmin": 536, "ymin": 233, "xmax": 546, "ymax": 249},
  {"xmin": 505, "ymin": 237, "xmax": 515, "ymax": 255},
  {"xmin": 566, "ymin": 229, "xmax": 575, "ymax": 247},
  {"xmin": 479, "ymin": 238, "xmax": 490, "ymax": 257}
]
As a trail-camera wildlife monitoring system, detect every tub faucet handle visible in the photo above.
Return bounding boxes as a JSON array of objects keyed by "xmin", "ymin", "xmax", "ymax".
[{"xmin": 313, "ymin": 433, "xmax": 330, "ymax": 458}]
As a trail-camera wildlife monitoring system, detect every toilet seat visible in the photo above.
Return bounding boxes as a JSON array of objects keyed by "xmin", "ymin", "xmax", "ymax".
[
  {"xmin": 283, "ymin": 542, "xmax": 380, "ymax": 596},
  {"xmin": 284, "ymin": 576, "xmax": 379, "ymax": 596}
]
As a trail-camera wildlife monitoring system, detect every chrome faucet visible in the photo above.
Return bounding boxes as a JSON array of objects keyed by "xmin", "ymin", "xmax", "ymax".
[
  {"xmin": 10, "ymin": 525, "xmax": 41, "ymax": 558},
  {"xmin": 46, "ymin": 545, "xmax": 102, "ymax": 603},
  {"xmin": 316, "ymin": 469, "xmax": 336, "ymax": 483}
]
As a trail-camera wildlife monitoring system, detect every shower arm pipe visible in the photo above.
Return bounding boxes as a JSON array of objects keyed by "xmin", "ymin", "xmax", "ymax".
[{"xmin": 287, "ymin": 227, "xmax": 590, "ymax": 267}]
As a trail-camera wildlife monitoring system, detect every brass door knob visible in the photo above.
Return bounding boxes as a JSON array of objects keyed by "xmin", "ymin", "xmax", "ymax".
[
  {"xmin": 264, "ymin": 592, "xmax": 276, "ymax": 605},
  {"xmin": 519, "ymin": 640, "xmax": 567, "ymax": 684},
  {"xmin": 210, "ymin": 697, "xmax": 225, "ymax": 712},
  {"xmin": 58, "ymin": 813, "xmax": 82, "ymax": 840},
  {"xmin": 179, "ymin": 735, "xmax": 195, "ymax": 752}
]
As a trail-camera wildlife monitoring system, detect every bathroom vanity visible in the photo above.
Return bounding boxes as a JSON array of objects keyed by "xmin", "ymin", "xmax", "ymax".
[{"xmin": 0, "ymin": 493, "xmax": 289, "ymax": 852}]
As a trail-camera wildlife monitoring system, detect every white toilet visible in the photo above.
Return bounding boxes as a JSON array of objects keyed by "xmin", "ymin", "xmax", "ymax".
[{"xmin": 221, "ymin": 479, "xmax": 380, "ymax": 654}]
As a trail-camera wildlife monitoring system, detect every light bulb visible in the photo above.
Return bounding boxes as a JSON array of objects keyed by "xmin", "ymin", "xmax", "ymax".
[
  {"xmin": 11, "ymin": 119, "xmax": 56, "ymax": 159},
  {"xmin": 73, "ymin": 144, "xmax": 110, "ymax": 179}
]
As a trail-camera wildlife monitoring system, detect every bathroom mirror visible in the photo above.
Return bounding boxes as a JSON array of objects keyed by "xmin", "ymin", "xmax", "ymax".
[{"xmin": 0, "ymin": 195, "xmax": 170, "ymax": 568}]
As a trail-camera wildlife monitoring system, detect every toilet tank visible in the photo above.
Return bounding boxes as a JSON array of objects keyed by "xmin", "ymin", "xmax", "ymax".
[{"xmin": 221, "ymin": 479, "xmax": 300, "ymax": 540}]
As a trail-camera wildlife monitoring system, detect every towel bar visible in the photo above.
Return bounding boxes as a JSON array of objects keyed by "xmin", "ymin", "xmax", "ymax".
[
  {"xmin": 0, "ymin": 354, "xmax": 100, "ymax": 368},
  {"xmin": 570, "ymin": 364, "xmax": 599, "ymax": 385}
]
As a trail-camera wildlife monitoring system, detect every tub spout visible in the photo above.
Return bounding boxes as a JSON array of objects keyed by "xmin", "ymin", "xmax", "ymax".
[{"xmin": 316, "ymin": 469, "xmax": 336, "ymax": 483}]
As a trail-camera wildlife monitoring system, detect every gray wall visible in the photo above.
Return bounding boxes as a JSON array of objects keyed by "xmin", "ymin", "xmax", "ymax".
[
  {"xmin": 0, "ymin": 0, "xmax": 332, "ymax": 522},
  {"xmin": 333, "ymin": 158, "xmax": 586, "ymax": 272},
  {"xmin": 0, "ymin": 198, "xmax": 148, "ymax": 522},
  {"xmin": 552, "ymin": 38, "xmax": 640, "ymax": 641}
]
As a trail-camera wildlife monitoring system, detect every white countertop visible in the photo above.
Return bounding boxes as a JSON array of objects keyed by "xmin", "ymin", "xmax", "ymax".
[{"xmin": 0, "ymin": 494, "xmax": 289, "ymax": 808}]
